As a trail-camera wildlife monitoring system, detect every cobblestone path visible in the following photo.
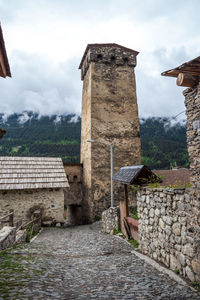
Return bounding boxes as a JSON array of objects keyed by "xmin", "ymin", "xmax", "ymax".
[{"xmin": 0, "ymin": 222, "xmax": 199, "ymax": 300}]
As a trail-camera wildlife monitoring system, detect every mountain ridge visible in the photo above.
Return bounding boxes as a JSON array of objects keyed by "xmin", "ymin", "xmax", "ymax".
[{"xmin": 0, "ymin": 112, "xmax": 189, "ymax": 169}]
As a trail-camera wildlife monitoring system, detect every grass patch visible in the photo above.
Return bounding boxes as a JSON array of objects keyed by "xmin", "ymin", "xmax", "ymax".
[
  {"xmin": 94, "ymin": 215, "xmax": 101, "ymax": 221},
  {"xmin": 129, "ymin": 238, "xmax": 139, "ymax": 248},
  {"xmin": 192, "ymin": 281, "xmax": 200, "ymax": 294},
  {"xmin": 26, "ymin": 226, "xmax": 41, "ymax": 243},
  {"xmin": 0, "ymin": 244, "xmax": 47, "ymax": 297},
  {"xmin": 113, "ymin": 228, "xmax": 126, "ymax": 238},
  {"xmin": 132, "ymin": 210, "xmax": 139, "ymax": 220}
]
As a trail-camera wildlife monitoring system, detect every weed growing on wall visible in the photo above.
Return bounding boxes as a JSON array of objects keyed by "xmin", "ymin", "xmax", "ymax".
[{"xmin": 129, "ymin": 238, "xmax": 139, "ymax": 248}]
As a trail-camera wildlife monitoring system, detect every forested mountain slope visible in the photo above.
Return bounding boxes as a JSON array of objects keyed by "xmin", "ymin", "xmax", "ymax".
[
  {"xmin": 0, "ymin": 112, "xmax": 189, "ymax": 169},
  {"xmin": 0, "ymin": 112, "xmax": 81, "ymax": 163},
  {"xmin": 140, "ymin": 117, "xmax": 188, "ymax": 169}
]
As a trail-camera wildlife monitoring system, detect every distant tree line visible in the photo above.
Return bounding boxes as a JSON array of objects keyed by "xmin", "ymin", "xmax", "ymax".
[{"xmin": 0, "ymin": 113, "xmax": 189, "ymax": 169}]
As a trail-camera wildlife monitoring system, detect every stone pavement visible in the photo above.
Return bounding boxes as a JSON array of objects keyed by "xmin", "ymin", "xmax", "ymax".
[{"xmin": 0, "ymin": 222, "xmax": 199, "ymax": 300}]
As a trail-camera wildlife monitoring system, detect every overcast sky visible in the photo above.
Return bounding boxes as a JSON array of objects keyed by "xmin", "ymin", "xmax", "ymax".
[{"xmin": 0, "ymin": 0, "xmax": 199, "ymax": 119}]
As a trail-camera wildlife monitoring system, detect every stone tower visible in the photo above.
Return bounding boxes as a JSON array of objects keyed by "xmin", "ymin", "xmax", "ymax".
[{"xmin": 79, "ymin": 43, "xmax": 141, "ymax": 220}]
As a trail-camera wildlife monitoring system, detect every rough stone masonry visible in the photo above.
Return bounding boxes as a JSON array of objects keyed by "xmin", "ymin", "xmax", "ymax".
[
  {"xmin": 137, "ymin": 61, "xmax": 200, "ymax": 282},
  {"xmin": 137, "ymin": 187, "xmax": 200, "ymax": 282},
  {"xmin": 79, "ymin": 43, "xmax": 141, "ymax": 221}
]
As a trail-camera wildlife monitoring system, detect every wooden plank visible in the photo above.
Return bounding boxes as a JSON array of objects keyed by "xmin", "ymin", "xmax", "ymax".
[
  {"xmin": 120, "ymin": 184, "xmax": 129, "ymax": 237},
  {"xmin": 123, "ymin": 217, "xmax": 131, "ymax": 239},
  {"xmin": 0, "ymin": 210, "xmax": 14, "ymax": 222},
  {"xmin": 21, "ymin": 217, "xmax": 41, "ymax": 229}
]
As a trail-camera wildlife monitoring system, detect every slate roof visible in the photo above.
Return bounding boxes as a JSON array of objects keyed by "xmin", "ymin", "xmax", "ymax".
[
  {"xmin": 0, "ymin": 157, "xmax": 69, "ymax": 190},
  {"xmin": 113, "ymin": 165, "xmax": 157, "ymax": 185}
]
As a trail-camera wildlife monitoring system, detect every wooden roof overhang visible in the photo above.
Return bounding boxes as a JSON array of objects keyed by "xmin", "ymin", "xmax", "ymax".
[
  {"xmin": 162, "ymin": 56, "xmax": 200, "ymax": 78},
  {"xmin": 161, "ymin": 56, "xmax": 200, "ymax": 88},
  {"xmin": 0, "ymin": 24, "xmax": 11, "ymax": 78}
]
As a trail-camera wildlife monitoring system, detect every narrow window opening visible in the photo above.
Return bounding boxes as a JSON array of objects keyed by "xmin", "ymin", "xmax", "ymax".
[
  {"xmin": 73, "ymin": 175, "xmax": 78, "ymax": 182},
  {"xmin": 97, "ymin": 54, "xmax": 103, "ymax": 60},
  {"xmin": 110, "ymin": 55, "xmax": 116, "ymax": 62},
  {"xmin": 123, "ymin": 57, "xmax": 129, "ymax": 63}
]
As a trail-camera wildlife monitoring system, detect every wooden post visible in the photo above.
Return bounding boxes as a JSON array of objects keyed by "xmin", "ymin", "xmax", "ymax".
[
  {"xmin": 120, "ymin": 184, "xmax": 129, "ymax": 237},
  {"xmin": 9, "ymin": 209, "xmax": 14, "ymax": 227}
]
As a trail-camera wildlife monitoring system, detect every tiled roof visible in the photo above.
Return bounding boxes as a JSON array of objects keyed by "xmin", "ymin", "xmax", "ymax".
[
  {"xmin": 154, "ymin": 169, "xmax": 190, "ymax": 187},
  {"xmin": 0, "ymin": 157, "xmax": 69, "ymax": 190}
]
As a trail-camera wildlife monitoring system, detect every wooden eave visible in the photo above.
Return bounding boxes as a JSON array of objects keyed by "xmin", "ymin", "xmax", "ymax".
[
  {"xmin": 79, "ymin": 43, "xmax": 139, "ymax": 69},
  {"xmin": 161, "ymin": 56, "xmax": 200, "ymax": 78},
  {"xmin": 0, "ymin": 24, "xmax": 11, "ymax": 78}
]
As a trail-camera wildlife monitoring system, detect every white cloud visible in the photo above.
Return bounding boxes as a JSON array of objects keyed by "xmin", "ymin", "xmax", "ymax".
[
  {"xmin": 0, "ymin": 0, "xmax": 199, "ymax": 118},
  {"xmin": 17, "ymin": 112, "xmax": 32, "ymax": 124},
  {"xmin": 69, "ymin": 114, "xmax": 79, "ymax": 123}
]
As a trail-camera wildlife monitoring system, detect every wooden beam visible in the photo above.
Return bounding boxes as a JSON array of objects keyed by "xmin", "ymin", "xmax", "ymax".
[
  {"xmin": 176, "ymin": 73, "xmax": 199, "ymax": 88},
  {"xmin": 0, "ymin": 49, "xmax": 7, "ymax": 78},
  {"xmin": 120, "ymin": 184, "xmax": 129, "ymax": 237}
]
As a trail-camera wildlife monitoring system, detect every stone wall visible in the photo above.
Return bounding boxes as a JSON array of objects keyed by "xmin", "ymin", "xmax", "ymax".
[
  {"xmin": 80, "ymin": 44, "xmax": 141, "ymax": 221},
  {"xmin": 0, "ymin": 188, "xmax": 64, "ymax": 225},
  {"xmin": 102, "ymin": 207, "xmax": 120, "ymax": 235},
  {"xmin": 137, "ymin": 187, "xmax": 200, "ymax": 282},
  {"xmin": 0, "ymin": 226, "xmax": 16, "ymax": 251},
  {"xmin": 184, "ymin": 82, "xmax": 200, "ymax": 189},
  {"xmin": 63, "ymin": 163, "xmax": 83, "ymax": 206}
]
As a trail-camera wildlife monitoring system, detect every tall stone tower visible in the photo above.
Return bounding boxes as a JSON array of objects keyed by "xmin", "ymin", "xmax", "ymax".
[{"xmin": 79, "ymin": 43, "xmax": 141, "ymax": 220}]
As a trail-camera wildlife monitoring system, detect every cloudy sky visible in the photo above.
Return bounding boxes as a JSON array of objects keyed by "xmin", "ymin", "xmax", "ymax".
[{"xmin": 0, "ymin": 0, "xmax": 199, "ymax": 119}]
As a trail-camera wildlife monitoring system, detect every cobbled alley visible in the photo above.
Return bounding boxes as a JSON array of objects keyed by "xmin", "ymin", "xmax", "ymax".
[{"xmin": 0, "ymin": 222, "xmax": 199, "ymax": 300}]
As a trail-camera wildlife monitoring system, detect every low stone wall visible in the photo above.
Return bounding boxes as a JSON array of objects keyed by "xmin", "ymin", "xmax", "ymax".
[
  {"xmin": 102, "ymin": 207, "xmax": 120, "ymax": 234},
  {"xmin": 0, "ymin": 188, "xmax": 64, "ymax": 225},
  {"xmin": 137, "ymin": 187, "xmax": 200, "ymax": 282},
  {"xmin": 0, "ymin": 226, "xmax": 16, "ymax": 251}
]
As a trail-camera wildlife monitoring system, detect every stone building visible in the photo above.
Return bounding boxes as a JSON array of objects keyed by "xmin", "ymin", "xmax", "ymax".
[
  {"xmin": 79, "ymin": 43, "xmax": 141, "ymax": 221},
  {"xmin": 162, "ymin": 56, "xmax": 200, "ymax": 189},
  {"xmin": 0, "ymin": 157, "xmax": 69, "ymax": 224},
  {"xmin": 134, "ymin": 56, "xmax": 200, "ymax": 282},
  {"xmin": 161, "ymin": 56, "xmax": 200, "ymax": 281}
]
